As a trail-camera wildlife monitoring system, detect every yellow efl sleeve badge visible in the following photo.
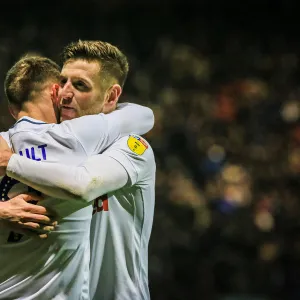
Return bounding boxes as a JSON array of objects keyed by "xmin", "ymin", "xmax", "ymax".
[{"xmin": 127, "ymin": 135, "xmax": 148, "ymax": 155}]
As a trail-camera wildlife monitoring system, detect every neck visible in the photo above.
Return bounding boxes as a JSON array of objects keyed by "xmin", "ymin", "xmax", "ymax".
[{"xmin": 16, "ymin": 101, "xmax": 57, "ymax": 124}]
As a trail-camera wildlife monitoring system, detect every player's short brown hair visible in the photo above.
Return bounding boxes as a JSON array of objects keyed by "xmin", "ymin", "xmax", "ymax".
[
  {"xmin": 60, "ymin": 40, "xmax": 129, "ymax": 88},
  {"xmin": 4, "ymin": 54, "xmax": 61, "ymax": 108}
]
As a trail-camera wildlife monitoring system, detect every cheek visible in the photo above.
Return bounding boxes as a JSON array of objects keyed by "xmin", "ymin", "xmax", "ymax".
[{"xmin": 78, "ymin": 95, "xmax": 99, "ymax": 111}]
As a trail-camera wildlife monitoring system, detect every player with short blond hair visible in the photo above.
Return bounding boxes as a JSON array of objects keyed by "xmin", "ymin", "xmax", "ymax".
[
  {"xmin": 0, "ymin": 52, "xmax": 154, "ymax": 299},
  {"xmin": 0, "ymin": 40, "xmax": 156, "ymax": 300}
]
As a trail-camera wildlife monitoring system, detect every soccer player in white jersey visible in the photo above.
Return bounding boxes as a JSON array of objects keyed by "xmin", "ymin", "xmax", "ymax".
[
  {"xmin": 0, "ymin": 53, "xmax": 154, "ymax": 299},
  {"xmin": 0, "ymin": 40, "xmax": 156, "ymax": 300}
]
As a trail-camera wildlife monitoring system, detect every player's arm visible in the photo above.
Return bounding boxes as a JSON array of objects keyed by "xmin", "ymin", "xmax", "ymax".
[
  {"xmin": 0, "ymin": 149, "xmax": 93, "ymax": 201},
  {"xmin": 5, "ymin": 135, "xmax": 154, "ymax": 202},
  {"xmin": 62, "ymin": 102, "xmax": 154, "ymax": 156},
  {"xmin": 6, "ymin": 153, "xmax": 128, "ymax": 202}
]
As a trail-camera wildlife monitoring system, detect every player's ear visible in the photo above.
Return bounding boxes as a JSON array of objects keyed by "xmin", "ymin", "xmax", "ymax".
[
  {"xmin": 51, "ymin": 84, "xmax": 60, "ymax": 106},
  {"xmin": 8, "ymin": 103, "xmax": 18, "ymax": 120},
  {"xmin": 51, "ymin": 84, "xmax": 60, "ymax": 123},
  {"xmin": 102, "ymin": 84, "xmax": 122, "ymax": 114}
]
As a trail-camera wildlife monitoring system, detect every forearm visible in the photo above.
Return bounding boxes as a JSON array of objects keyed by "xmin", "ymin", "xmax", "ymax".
[
  {"xmin": 6, "ymin": 154, "xmax": 89, "ymax": 201},
  {"xmin": 115, "ymin": 103, "xmax": 154, "ymax": 135},
  {"xmin": 7, "ymin": 154, "xmax": 128, "ymax": 202}
]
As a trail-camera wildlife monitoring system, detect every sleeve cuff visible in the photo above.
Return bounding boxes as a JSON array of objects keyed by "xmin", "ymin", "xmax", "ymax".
[{"xmin": 6, "ymin": 154, "xmax": 20, "ymax": 177}]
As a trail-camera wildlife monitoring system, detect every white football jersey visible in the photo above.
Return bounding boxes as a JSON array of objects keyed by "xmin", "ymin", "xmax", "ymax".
[
  {"xmin": 89, "ymin": 135, "xmax": 156, "ymax": 300},
  {"xmin": 0, "ymin": 103, "xmax": 153, "ymax": 300}
]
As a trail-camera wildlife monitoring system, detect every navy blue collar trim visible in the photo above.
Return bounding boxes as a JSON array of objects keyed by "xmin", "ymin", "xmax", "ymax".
[{"xmin": 11, "ymin": 118, "xmax": 47, "ymax": 128}]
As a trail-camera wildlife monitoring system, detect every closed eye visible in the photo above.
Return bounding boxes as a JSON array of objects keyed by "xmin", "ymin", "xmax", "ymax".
[
  {"xmin": 74, "ymin": 81, "xmax": 89, "ymax": 91},
  {"xmin": 59, "ymin": 78, "xmax": 67, "ymax": 87}
]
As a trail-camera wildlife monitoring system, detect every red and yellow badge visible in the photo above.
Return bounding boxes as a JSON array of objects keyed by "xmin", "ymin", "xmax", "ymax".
[{"xmin": 127, "ymin": 135, "xmax": 148, "ymax": 155}]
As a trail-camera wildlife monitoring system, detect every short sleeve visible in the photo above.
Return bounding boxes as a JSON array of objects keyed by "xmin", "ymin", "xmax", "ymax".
[
  {"xmin": 103, "ymin": 134, "xmax": 155, "ymax": 185},
  {"xmin": 53, "ymin": 103, "xmax": 154, "ymax": 156}
]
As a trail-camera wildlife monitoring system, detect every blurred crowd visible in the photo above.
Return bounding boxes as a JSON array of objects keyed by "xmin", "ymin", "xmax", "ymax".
[{"xmin": 1, "ymin": 1, "xmax": 300, "ymax": 299}]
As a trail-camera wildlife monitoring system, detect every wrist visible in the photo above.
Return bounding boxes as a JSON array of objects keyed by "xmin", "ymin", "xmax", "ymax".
[{"xmin": 0, "ymin": 202, "xmax": 8, "ymax": 220}]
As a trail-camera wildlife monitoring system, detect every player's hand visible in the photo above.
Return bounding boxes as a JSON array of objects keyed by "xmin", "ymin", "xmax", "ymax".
[
  {"xmin": 1, "ymin": 220, "xmax": 56, "ymax": 239},
  {"xmin": 0, "ymin": 193, "xmax": 56, "ymax": 229},
  {"xmin": 0, "ymin": 136, "xmax": 13, "ymax": 176}
]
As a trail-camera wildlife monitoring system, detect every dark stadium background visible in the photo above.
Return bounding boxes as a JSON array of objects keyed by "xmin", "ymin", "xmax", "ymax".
[{"xmin": 1, "ymin": 1, "xmax": 300, "ymax": 299}]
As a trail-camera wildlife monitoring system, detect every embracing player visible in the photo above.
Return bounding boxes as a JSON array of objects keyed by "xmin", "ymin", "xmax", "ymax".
[
  {"xmin": 0, "ymin": 52, "xmax": 154, "ymax": 299},
  {"xmin": 0, "ymin": 40, "xmax": 156, "ymax": 300}
]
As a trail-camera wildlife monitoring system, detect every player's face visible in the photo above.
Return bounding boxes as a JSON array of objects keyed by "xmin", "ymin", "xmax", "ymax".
[{"xmin": 59, "ymin": 59, "xmax": 106, "ymax": 122}]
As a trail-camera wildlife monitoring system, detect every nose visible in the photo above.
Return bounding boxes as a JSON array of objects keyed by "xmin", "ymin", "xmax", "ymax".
[
  {"xmin": 60, "ymin": 82, "xmax": 74, "ymax": 105},
  {"xmin": 61, "ymin": 94, "xmax": 73, "ymax": 105}
]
